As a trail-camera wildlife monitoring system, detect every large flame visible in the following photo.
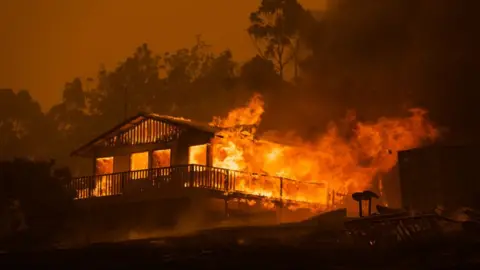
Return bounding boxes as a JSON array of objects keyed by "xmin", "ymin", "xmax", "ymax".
[{"xmin": 209, "ymin": 93, "xmax": 439, "ymax": 205}]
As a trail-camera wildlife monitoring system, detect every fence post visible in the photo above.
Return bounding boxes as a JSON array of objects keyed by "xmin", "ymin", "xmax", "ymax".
[
  {"xmin": 332, "ymin": 189, "xmax": 335, "ymax": 209},
  {"xmin": 189, "ymin": 165, "xmax": 194, "ymax": 187},
  {"xmin": 278, "ymin": 177, "xmax": 284, "ymax": 223},
  {"xmin": 224, "ymin": 170, "xmax": 229, "ymax": 192},
  {"xmin": 279, "ymin": 177, "xmax": 283, "ymax": 201}
]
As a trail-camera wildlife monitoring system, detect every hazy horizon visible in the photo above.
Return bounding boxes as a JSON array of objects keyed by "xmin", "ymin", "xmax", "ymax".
[{"xmin": 0, "ymin": 0, "xmax": 327, "ymax": 111}]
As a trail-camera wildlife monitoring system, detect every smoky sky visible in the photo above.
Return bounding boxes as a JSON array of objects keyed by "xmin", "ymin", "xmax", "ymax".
[
  {"xmin": 0, "ymin": 0, "xmax": 327, "ymax": 111},
  {"xmin": 262, "ymin": 0, "xmax": 480, "ymax": 142}
]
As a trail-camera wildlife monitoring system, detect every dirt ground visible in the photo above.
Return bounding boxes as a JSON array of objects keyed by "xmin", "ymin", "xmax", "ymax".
[{"xmin": 1, "ymin": 237, "xmax": 480, "ymax": 269}]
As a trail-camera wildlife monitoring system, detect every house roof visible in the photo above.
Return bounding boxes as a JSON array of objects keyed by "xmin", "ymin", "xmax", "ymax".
[{"xmin": 71, "ymin": 113, "xmax": 222, "ymax": 157}]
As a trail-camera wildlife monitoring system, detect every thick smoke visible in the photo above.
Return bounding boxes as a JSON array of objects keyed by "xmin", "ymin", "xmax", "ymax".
[{"xmin": 262, "ymin": 0, "xmax": 480, "ymax": 143}]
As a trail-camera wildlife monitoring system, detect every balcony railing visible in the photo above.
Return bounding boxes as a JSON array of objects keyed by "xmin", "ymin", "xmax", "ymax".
[{"xmin": 66, "ymin": 164, "xmax": 327, "ymax": 205}]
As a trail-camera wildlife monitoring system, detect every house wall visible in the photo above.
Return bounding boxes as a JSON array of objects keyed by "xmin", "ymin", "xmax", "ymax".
[
  {"xmin": 174, "ymin": 129, "xmax": 213, "ymax": 166},
  {"xmin": 113, "ymin": 154, "xmax": 130, "ymax": 173},
  {"xmin": 87, "ymin": 129, "xmax": 215, "ymax": 175}
]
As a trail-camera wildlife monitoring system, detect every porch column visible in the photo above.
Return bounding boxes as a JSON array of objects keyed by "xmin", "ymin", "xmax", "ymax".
[{"xmin": 206, "ymin": 143, "xmax": 213, "ymax": 167}]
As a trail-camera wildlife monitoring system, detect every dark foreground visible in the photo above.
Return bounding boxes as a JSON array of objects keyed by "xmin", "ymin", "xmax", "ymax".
[{"xmin": 1, "ymin": 238, "xmax": 480, "ymax": 269}]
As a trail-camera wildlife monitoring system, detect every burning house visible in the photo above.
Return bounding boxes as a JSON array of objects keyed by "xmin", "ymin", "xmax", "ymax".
[
  {"xmin": 66, "ymin": 93, "xmax": 440, "ymax": 231},
  {"xmin": 67, "ymin": 112, "xmax": 330, "ymax": 226}
]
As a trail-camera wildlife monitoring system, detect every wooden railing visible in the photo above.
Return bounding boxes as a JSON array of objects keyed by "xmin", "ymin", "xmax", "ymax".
[{"xmin": 66, "ymin": 165, "xmax": 327, "ymax": 205}]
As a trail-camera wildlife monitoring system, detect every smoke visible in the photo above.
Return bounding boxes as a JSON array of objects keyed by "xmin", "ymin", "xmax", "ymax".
[{"xmin": 262, "ymin": 0, "xmax": 480, "ymax": 142}]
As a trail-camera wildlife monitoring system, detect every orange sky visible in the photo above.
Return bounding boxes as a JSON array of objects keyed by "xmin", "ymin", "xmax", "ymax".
[{"xmin": 0, "ymin": 0, "xmax": 326, "ymax": 111}]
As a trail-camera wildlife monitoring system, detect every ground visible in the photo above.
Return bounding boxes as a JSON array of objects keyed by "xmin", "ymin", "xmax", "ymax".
[{"xmin": 1, "ymin": 236, "xmax": 480, "ymax": 269}]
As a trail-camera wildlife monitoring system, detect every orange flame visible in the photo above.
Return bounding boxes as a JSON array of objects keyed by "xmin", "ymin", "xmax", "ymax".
[{"xmin": 209, "ymin": 94, "xmax": 439, "ymax": 206}]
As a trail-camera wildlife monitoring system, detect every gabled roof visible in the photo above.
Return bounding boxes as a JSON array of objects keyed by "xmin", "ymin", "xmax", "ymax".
[{"xmin": 71, "ymin": 113, "xmax": 221, "ymax": 157}]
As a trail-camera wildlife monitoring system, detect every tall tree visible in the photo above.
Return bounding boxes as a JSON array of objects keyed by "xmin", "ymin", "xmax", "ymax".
[
  {"xmin": 0, "ymin": 89, "xmax": 55, "ymax": 160},
  {"xmin": 88, "ymin": 44, "xmax": 163, "ymax": 126},
  {"xmin": 240, "ymin": 55, "xmax": 281, "ymax": 90},
  {"xmin": 161, "ymin": 37, "xmax": 239, "ymax": 120},
  {"xmin": 47, "ymin": 78, "xmax": 90, "ymax": 161},
  {"xmin": 248, "ymin": 0, "xmax": 310, "ymax": 80}
]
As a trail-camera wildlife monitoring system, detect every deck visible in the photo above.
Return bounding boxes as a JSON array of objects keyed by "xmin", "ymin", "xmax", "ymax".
[{"xmin": 66, "ymin": 165, "xmax": 328, "ymax": 209}]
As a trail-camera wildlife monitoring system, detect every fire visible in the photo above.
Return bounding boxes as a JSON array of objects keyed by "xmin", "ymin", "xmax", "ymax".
[
  {"xmin": 92, "ymin": 157, "xmax": 113, "ymax": 197},
  {"xmin": 130, "ymin": 152, "xmax": 149, "ymax": 179},
  {"xmin": 189, "ymin": 144, "xmax": 208, "ymax": 165},
  {"xmin": 209, "ymin": 94, "xmax": 438, "ymax": 206},
  {"xmin": 153, "ymin": 149, "xmax": 171, "ymax": 168}
]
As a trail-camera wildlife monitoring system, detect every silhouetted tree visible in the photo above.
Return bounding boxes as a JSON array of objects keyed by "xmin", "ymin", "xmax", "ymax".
[
  {"xmin": 160, "ymin": 37, "xmax": 240, "ymax": 120},
  {"xmin": 240, "ymin": 55, "xmax": 281, "ymax": 90},
  {"xmin": 44, "ymin": 78, "xmax": 94, "ymax": 172},
  {"xmin": 0, "ymin": 89, "xmax": 57, "ymax": 160},
  {"xmin": 248, "ymin": 0, "xmax": 310, "ymax": 80},
  {"xmin": 88, "ymin": 43, "xmax": 163, "ymax": 127},
  {"xmin": 0, "ymin": 159, "xmax": 73, "ymax": 249}
]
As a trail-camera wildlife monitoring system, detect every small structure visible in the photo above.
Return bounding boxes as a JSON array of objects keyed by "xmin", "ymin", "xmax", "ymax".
[
  {"xmin": 398, "ymin": 144, "xmax": 480, "ymax": 211},
  {"xmin": 67, "ymin": 113, "xmax": 330, "ymax": 227}
]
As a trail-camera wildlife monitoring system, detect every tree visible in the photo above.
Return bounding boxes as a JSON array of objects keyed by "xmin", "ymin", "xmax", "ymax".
[
  {"xmin": 87, "ymin": 44, "xmax": 163, "ymax": 128},
  {"xmin": 248, "ymin": 0, "xmax": 310, "ymax": 80},
  {"xmin": 48, "ymin": 78, "xmax": 87, "ymax": 133},
  {"xmin": 47, "ymin": 78, "xmax": 91, "ymax": 162},
  {"xmin": 161, "ymin": 37, "xmax": 239, "ymax": 120},
  {"xmin": 161, "ymin": 36, "xmax": 214, "ymax": 115},
  {"xmin": 0, "ymin": 89, "xmax": 56, "ymax": 160},
  {"xmin": 240, "ymin": 55, "xmax": 281, "ymax": 90},
  {"xmin": 0, "ymin": 159, "xmax": 73, "ymax": 249}
]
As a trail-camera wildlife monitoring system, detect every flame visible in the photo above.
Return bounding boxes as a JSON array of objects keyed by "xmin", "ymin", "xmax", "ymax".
[
  {"xmin": 92, "ymin": 157, "xmax": 114, "ymax": 197},
  {"xmin": 130, "ymin": 152, "xmax": 149, "ymax": 180},
  {"xmin": 209, "ymin": 94, "xmax": 439, "ymax": 206},
  {"xmin": 77, "ymin": 93, "xmax": 438, "ymax": 209},
  {"xmin": 189, "ymin": 144, "xmax": 208, "ymax": 165},
  {"xmin": 152, "ymin": 149, "xmax": 171, "ymax": 168}
]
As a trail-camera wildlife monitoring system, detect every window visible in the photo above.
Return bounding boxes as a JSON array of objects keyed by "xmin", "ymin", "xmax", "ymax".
[
  {"xmin": 95, "ymin": 157, "xmax": 113, "ymax": 175},
  {"xmin": 130, "ymin": 152, "xmax": 149, "ymax": 179},
  {"xmin": 152, "ymin": 149, "xmax": 171, "ymax": 168},
  {"xmin": 130, "ymin": 152, "xmax": 149, "ymax": 171},
  {"xmin": 94, "ymin": 157, "xmax": 114, "ymax": 197},
  {"xmin": 188, "ymin": 144, "xmax": 207, "ymax": 166}
]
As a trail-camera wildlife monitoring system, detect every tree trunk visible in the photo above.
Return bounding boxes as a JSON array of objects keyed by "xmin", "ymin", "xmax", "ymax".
[{"xmin": 293, "ymin": 39, "xmax": 299, "ymax": 82}]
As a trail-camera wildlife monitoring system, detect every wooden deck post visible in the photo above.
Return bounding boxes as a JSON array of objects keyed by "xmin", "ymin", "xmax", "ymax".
[{"xmin": 277, "ymin": 178, "xmax": 284, "ymax": 223}]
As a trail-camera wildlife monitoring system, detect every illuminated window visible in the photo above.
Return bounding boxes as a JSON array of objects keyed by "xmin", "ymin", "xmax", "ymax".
[
  {"xmin": 95, "ymin": 157, "xmax": 113, "ymax": 175},
  {"xmin": 188, "ymin": 144, "xmax": 207, "ymax": 165},
  {"xmin": 94, "ymin": 157, "xmax": 114, "ymax": 197},
  {"xmin": 153, "ymin": 149, "xmax": 171, "ymax": 168},
  {"xmin": 130, "ymin": 152, "xmax": 149, "ymax": 180},
  {"xmin": 130, "ymin": 152, "xmax": 149, "ymax": 171}
]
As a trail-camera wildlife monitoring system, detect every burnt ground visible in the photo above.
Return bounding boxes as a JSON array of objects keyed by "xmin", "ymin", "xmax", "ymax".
[{"xmin": 1, "ymin": 237, "xmax": 480, "ymax": 269}]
